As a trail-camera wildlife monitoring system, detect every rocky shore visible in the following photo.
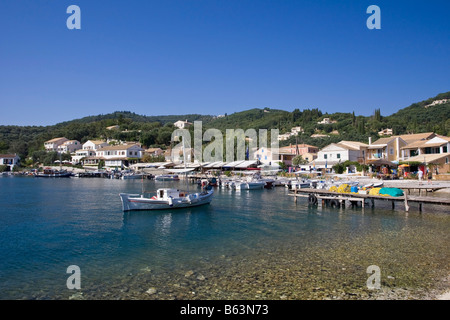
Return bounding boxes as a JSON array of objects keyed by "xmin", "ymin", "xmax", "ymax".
[{"xmin": 65, "ymin": 224, "xmax": 449, "ymax": 301}]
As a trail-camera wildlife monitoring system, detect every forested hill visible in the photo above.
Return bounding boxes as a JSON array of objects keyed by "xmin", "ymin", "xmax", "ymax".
[
  {"xmin": 0, "ymin": 92, "xmax": 449, "ymax": 160},
  {"xmin": 385, "ymin": 92, "xmax": 450, "ymax": 134}
]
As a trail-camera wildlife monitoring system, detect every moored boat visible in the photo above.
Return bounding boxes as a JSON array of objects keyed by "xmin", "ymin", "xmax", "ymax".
[
  {"xmin": 119, "ymin": 188, "xmax": 214, "ymax": 211},
  {"xmin": 155, "ymin": 174, "xmax": 180, "ymax": 181},
  {"xmin": 34, "ymin": 168, "xmax": 72, "ymax": 178}
]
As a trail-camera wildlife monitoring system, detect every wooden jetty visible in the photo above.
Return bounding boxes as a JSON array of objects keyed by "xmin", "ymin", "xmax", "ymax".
[
  {"xmin": 383, "ymin": 185, "xmax": 447, "ymax": 196},
  {"xmin": 289, "ymin": 188, "xmax": 450, "ymax": 212}
]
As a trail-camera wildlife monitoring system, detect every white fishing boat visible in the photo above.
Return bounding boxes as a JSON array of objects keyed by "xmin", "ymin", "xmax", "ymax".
[
  {"xmin": 290, "ymin": 180, "xmax": 312, "ymax": 190},
  {"xmin": 232, "ymin": 173, "xmax": 265, "ymax": 190},
  {"xmin": 233, "ymin": 180, "xmax": 265, "ymax": 190},
  {"xmin": 119, "ymin": 188, "xmax": 214, "ymax": 211}
]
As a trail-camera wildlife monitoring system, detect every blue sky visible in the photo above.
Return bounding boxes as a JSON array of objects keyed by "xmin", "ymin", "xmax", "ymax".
[{"xmin": 0, "ymin": 0, "xmax": 449, "ymax": 126}]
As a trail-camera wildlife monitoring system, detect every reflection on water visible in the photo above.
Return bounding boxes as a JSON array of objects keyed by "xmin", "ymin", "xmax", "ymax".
[{"xmin": 0, "ymin": 177, "xmax": 449, "ymax": 299}]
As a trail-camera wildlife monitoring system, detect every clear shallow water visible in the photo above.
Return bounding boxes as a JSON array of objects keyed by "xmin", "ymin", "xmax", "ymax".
[{"xmin": 0, "ymin": 176, "xmax": 449, "ymax": 299}]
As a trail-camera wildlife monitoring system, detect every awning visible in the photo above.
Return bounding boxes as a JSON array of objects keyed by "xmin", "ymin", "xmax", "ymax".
[
  {"xmin": 235, "ymin": 160, "xmax": 258, "ymax": 168},
  {"xmin": 204, "ymin": 161, "xmax": 222, "ymax": 168},
  {"xmin": 163, "ymin": 168, "xmax": 196, "ymax": 173},
  {"xmin": 222, "ymin": 160, "xmax": 246, "ymax": 168}
]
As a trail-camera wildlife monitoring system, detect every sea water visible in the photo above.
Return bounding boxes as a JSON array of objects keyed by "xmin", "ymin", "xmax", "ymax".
[{"xmin": 0, "ymin": 176, "xmax": 449, "ymax": 299}]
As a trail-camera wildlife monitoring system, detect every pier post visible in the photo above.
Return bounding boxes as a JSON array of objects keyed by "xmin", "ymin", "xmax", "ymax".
[
  {"xmin": 294, "ymin": 189, "xmax": 297, "ymax": 204},
  {"xmin": 404, "ymin": 194, "xmax": 409, "ymax": 212},
  {"xmin": 391, "ymin": 201, "xmax": 395, "ymax": 210}
]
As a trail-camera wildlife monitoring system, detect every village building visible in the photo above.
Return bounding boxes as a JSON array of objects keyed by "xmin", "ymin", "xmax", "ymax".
[
  {"xmin": 144, "ymin": 148, "xmax": 164, "ymax": 157},
  {"xmin": 378, "ymin": 128, "xmax": 393, "ymax": 136},
  {"xmin": 308, "ymin": 141, "xmax": 368, "ymax": 171},
  {"xmin": 57, "ymin": 140, "xmax": 81, "ymax": 154},
  {"xmin": 368, "ymin": 132, "xmax": 436, "ymax": 162},
  {"xmin": 400, "ymin": 135, "xmax": 450, "ymax": 160},
  {"xmin": 95, "ymin": 144, "xmax": 143, "ymax": 168},
  {"xmin": 83, "ymin": 140, "xmax": 108, "ymax": 151},
  {"xmin": 44, "ymin": 137, "xmax": 69, "ymax": 151},
  {"xmin": 174, "ymin": 120, "xmax": 192, "ymax": 129},
  {"xmin": 0, "ymin": 154, "xmax": 20, "ymax": 171}
]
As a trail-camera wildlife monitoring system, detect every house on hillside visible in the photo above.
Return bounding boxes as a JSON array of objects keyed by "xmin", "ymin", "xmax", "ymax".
[
  {"xmin": 144, "ymin": 148, "xmax": 164, "ymax": 157},
  {"xmin": 57, "ymin": 140, "xmax": 81, "ymax": 154},
  {"xmin": 378, "ymin": 128, "xmax": 393, "ymax": 136},
  {"xmin": 83, "ymin": 140, "xmax": 108, "ymax": 151},
  {"xmin": 174, "ymin": 120, "xmax": 192, "ymax": 129},
  {"xmin": 0, "ymin": 154, "xmax": 20, "ymax": 171},
  {"xmin": 44, "ymin": 137, "xmax": 69, "ymax": 151},
  {"xmin": 317, "ymin": 118, "xmax": 336, "ymax": 125}
]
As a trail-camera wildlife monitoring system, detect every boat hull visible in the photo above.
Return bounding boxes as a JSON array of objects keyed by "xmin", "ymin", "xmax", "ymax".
[
  {"xmin": 34, "ymin": 172, "xmax": 72, "ymax": 178},
  {"xmin": 119, "ymin": 191, "xmax": 214, "ymax": 211},
  {"xmin": 121, "ymin": 174, "xmax": 144, "ymax": 180},
  {"xmin": 155, "ymin": 175, "xmax": 180, "ymax": 181},
  {"xmin": 234, "ymin": 182, "xmax": 265, "ymax": 190}
]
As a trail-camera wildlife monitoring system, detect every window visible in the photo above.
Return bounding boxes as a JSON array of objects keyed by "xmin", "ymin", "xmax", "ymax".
[
  {"xmin": 324, "ymin": 154, "xmax": 327, "ymax": 159},
  {"xmin": 389, "ymin": 148, "xmax": 394, "ymax": 155},
  {"xmin": 337, "ymin": 154, "xmax": 341, "ymax": 159},
  {"xmin": 446, "ymin": 157, "xmax": 449, "ymax": 164}
]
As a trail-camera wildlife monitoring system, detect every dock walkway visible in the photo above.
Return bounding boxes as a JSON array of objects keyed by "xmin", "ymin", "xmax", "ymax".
[{"xmin": 289, "ymin": 188, "xmax": 450, "ymax": 212}]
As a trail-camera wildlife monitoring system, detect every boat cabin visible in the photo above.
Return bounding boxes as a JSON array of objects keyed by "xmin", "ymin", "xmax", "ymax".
[{"xmin": 156, "ymin": 188, "xmax": 183, "ymax": 199}]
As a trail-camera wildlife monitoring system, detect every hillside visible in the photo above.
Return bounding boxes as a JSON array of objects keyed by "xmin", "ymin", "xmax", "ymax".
[
  {"xmin": 385, "ymin": 92, "xmax": 450, "ymax": 134},
  {"xmin": 0, "ymin": 92, "xmax": 449, "ymax": 160}
]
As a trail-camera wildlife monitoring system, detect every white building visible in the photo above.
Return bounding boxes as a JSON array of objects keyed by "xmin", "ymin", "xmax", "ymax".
[
  {"xmin": 317, "ymin": 118, "xmax": 336, "ymax": 125},
  {"xmin": 378, "ymin": 128, "xmax": 393, "ymax": 136},
  {"xmin": 400, "ymin": 135, "xmax": 450, "ymax": 160},
  {"xmin": 71, "ymin": 149, "xmax": 98, "ymax": 165},
  {"xmin": 44, "ymin": 137, "xmax": 69, "ymax": 151},
  {"xmin": 83, "ymin": 140, "xmax": 108, "ymax": 151},
  {"xmin": 95, "ymin": 144, "xmax": 143, "ymax": 168},
  {"xmin": 174, "ymin": 120, "xmax": 192, "ymax": 129},
  {"xmin": 424, "ymin": 99, "xmax": 449, "ymax": 108},
  {"xmin": 310, "ymin": 141, "xmax": 368, "ymax": 171},
  {"xmin": 57, "ymin": 140, "xmax": 81, "ymax": 154},
  {"xmin": 253, "ymin": 147, "xmax": 279, "ymax": 165},
  {"xmin": 0, "ymin": 154, "xmax": 20, "ymax": 171},
  {"xmin": 277, "ymin": 133, "xmax": 293, "ymax": 141},
  {"xmin": 278, "ymin": 126, "xmax": 304, "ymax": 141}
]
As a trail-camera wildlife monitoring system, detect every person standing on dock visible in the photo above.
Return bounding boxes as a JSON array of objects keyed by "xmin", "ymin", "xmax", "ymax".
[
  {"xmin": 418, "ymin": 169, "xmax": 423, "ymax": 183},
  {"xmin": 427, "ymin": 170, "xmax": 432, "ymax": 185}
]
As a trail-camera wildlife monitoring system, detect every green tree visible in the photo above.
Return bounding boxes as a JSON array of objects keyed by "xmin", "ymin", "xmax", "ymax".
[{"xmin": 292, "ymin": 155, "xmax": 308, "ymax": 166}]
